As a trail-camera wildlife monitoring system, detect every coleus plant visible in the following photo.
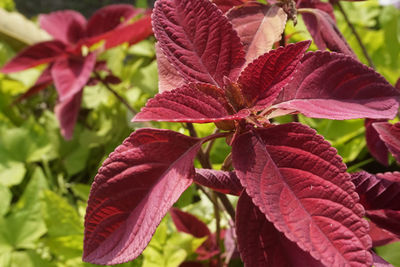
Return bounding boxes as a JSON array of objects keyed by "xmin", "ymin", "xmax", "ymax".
[
  {"xmin": 82, "ymin": 0, "xmax": 400, "ymax": 266},
  {"xmin": 1, "ymin": 4, "xmax": 152, "ymax": 139}
]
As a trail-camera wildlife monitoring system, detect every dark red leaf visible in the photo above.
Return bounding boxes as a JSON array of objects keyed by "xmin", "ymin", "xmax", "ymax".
[
  {"xmin": 86, "ymin": 4, "xmax": 141, "ymax": 37},
  {"xmin": 366, "ymin": 209, "xmax": 400, "ymax": 237},
  {"xmin": 227, "ymin": 3, "xmax": 287, "ymax": 65},
  {"xmin": 232, "ymin": 123, "xmax": 372, "ymax": 266},
  {"xmin": 373, "ymin": 122, "xmax": 400, "ymax": 164},
  {"xmin": 297, "ymin": 0, "xmax": 335, "ymax": 21},
  {"xmin": 153, "ymin": 0, "xmax": 245, "ymax": 87},
  {"xmin": 83, "ymin": 129, "xmax": 202, "ymax": 264},
  {"xmin": 212, "ymin": 0, "xmax": 247, "ymax": 13},
  {"xmin": 133, "ymin": 83, "xmax": 250, "ymax": 123},
  {"xmin": 236, "ymin": 192, "xmax": 324, "ymax": 267},
  {"xmin": 275, "ymin": 51, "xmax": 400, "ymax": 120},
  {"xmin": 372, "ymin": 252, "xmax": 394, "ymax": 267},
  {"xmin": 39, "ymin": 10, "xmax": 86, "ymax": 44},
  {"xmin": 238, "ymin": 41, "xmax": 310, "ymax": 110},
  {"xmin": 1, "ymin": 41, "xmax": 65, "ymax": 73},
  {"xmin": 369, "ymin": 220, "xmax": 399, "ymax": 247},
  {"xmin": 170, "ymin": 207, "xmax": 211, "ymax": 238},
  {"xmin": 300, "ymin": 9, "xmax": 355, "ymax": 57},
  {"xmin": 351, "ymin": 171, "xmax": 400, "ymax": 210},
  {"xmin": 55, "ymin": 90, "xmax": 83, "ymax": 140},
  {"xmin": 156, "ymin": 43, "xmax": 185, "ymax": 92},
  {"xmin": 365, "ymin": 119, "xmax": 389, "ymax": 166},
  {"xmin": 193, "ymin": 169, "xmax": 243, "ymax": 195},
  {"xmin": 51, "ymin": 53, "xmax": 96, "ymax": 102}
]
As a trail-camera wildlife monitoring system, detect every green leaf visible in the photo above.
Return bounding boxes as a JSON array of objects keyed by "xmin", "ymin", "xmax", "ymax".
[
  {"xmin": 63, "ymin": 146, "xmax": 90, "ymax": 176},
  {"xmin": 376, "ymin": 242, "xmax": 400, "ymax": 266},
  {"xmin": 0, "ymin": 160, "xmax": 25, "ymax": 187},
  {"xmin": 10, "ymin": 250, "xmax": 55, "ymax": 267},
  {"xmin": 0, "ymin": 184, "xmax": 11, "ymax": 216},
  {"xmin": 70, "ymin": 183, "xmax": 91, "ymax": 202}
]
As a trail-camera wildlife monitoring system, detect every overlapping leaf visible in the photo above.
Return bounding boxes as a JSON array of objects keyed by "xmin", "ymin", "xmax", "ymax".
[
  {"xmin": 193, "ymin": 169, "xmax": 242, "ymax": 195},
  {"xmin": 212, "ymin": 0, "xmax": 248, "ymax": 13},
  {"xmin": 83, "ymin": 129, "xmax": 202, "ymax": 264},
  {"xmin": 365, "ymin": 119, "xmax": 389, "ymax": 166},
  {"xmin": 156, "ymin": 43, "xmax": 185, "ymax": 92},
  {"xmin": 366, "ymin": 209, "xmax": 400, "ymax": 237},
  {"xmin": 274, "ymin": 51, "xmax": 400, "ymax": 119},
  {"xmin": 170, "ymin": 207, "xmax": 211, "ymax": 238},
  {"xmin": 55, "ymin": 91, "xmax": 83, "ymax": 140},
  {"xmin": 232, "ymin": 123, "xmax": 372, "ymax": 266},
  {"xmin": 152, "ymin": 0, "xmax": 245, "ymax": 87},
  {"xmin": 373, "ymin": 122, "xmax": 400, "ymax": 163},
  {"xmin": 236, "ymin": 192, "xmax": 324, "ymax": 267}
]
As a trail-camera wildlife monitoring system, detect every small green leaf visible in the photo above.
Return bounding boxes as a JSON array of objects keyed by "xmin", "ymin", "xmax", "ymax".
[{"xmin": 0, "ymin": 184, "xmax": 11, "ymax": 216}]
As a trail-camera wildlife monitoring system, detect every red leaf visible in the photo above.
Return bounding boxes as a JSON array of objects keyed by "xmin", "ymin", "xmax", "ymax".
[
  {"xmin": 212, "ymin": 0, "xmax": 247, "ymax": 13},
  {"xmin": 39, "ymin": 10, "xmax": 86, "ymax": 44},
  {"xmin": 86, "ymin": 4, "xmax": 141, "ymax": 37},
  {"xmin": 55, "ymin": 90, "xmax": 83, "ymax": 140},
  {"xmin": 193, "ymin": 169, "xmax": 243, "ymax": 195},
  {"xmin": 232, "ymin": 123, "xmax": 372, "ymax": 266},
  {"xmin": 156, "ymin": 43, "xmax": 185, "ymax": 93},
  {"xmin": 275, "ymin": 51, "xmax": 400, "ymax": 120},
  {"xmin": 366, "ymin": 209, "xmax": 400, "ymax": 237},
  {"xmin": 297, "ymin": 0, "xmax": 335, "ymax": 21},
  {"xmin": 351, "ymin": 171, "xmax": 400, "ymax": 210},
  {"xmin": 133, "ymin": 83, "xmax": 250, "ymax": 123},
  {"xmin": 238, "ymin": 41, "xmax": 310, "ymax": 109},
  {"xmin": 153, "ymin": 0, "xmax": 245, "ymax": 87},
  {"xmin": 14, "ymin": 66, "xmax": 53, "ymax": 103},
  {"xmin": 227, "ymin": 3, "xmax": 287, "ymax": 65},
  {"xmin": 373, "ymin": 122, "xmax": 400, "ymax": 164},
  {"xmin": 236, "ymin": 192, "xmax": 324, "ymax": 267},
  {"xmin": 365, "ymin": 119, "xmax": 389, "ymax": 166},
  {"xmin": 369, "ymin": 220, "xmax": 399, "ymax": 247},
  {"xmin": 51, "ymin": 53, "xmax": 96, "ymax": 102},
  {"xmin": 170, "ymin": 207, "xmax": 211, "ymax": 238},
  {"xmin": 300, "ymin": 9, "xmax": 355, "ymax": 57},
  {"xmin": 1, "ymin": 41, "xmax": 65, "ymax": 73},
  {"xmin": 83, "ymin": 129, "xmax": 202, "ymax": 264}
]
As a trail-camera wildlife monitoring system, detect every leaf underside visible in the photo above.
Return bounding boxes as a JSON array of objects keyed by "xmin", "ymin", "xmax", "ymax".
[
  {"xmin": 373, "ymin": 122, "xmax": 400, "ymax": 164},
  {"xmin": 170, "ymin": 207, "xmax": 211, "ymax": 238},
  {"xmin": 365, "ymin": 119, "xmax": 389, "ymax": 166},
  {"xmin": 193, "ymin": 168, "xmax": 243, "ymax": 195}
]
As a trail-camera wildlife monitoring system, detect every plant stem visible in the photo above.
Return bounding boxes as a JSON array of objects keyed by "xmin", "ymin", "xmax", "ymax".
[
  {"xmin": 213, "ymin": 191, "xmax": 222, "ymax": 267},
  {"xmin": 335, "ymin": 2, "xmax": 375, "ymax": 69}
]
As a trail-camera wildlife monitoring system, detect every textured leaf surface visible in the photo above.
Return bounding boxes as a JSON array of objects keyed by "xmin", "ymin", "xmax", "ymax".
[
  {"xmin": 232, "ymin": 123, "xmax": 372, "ymax": 266},
  {"xmin": 275, "ymin": 51, "xmax": 400, "ymax": 119},
  {"xmin": 373, "ymin": 122, "xmax": 400, "ymax": 164},
  {"xmin": 238, "ymin": 41, "xmax": 309, "ymax": 109},
  {"xmin": 236, "ymin": 192, "xmax": 324, "ymax": 267},
  {"xmin": 153, "ymin": 0, "xmax": 245, "ymax": 87},
  {"xmin": 170, "ymin": 207, "xmax": 211, "ymax": 238},
  {"xmin": 351, "ymin": 171, "xmax": 400, "ymax": 210},
  {"xmin": 365, "ymin": 119, "xmax": 389, "ymax": 166},
  {"xmin": 83, "ymin": 129, "xmax": 201, "ymax": 264},
  {"xmin": 156, "ymin": 43, "xmax": 185, "ymax": 93},
  {"xmin": 133, "ymin": 83, "xmax": 249, "ymax": 123},
  {"xmin": 51, "ymin": 53, "xmax": 96, "ymax": 101},
  {"xmin": 39, "ymin": 10, "xmax": 86, "ymax": 44},
  {"xmin": 193, "ymin": 169, "xmax": 242, "ymax": 195},
  {"xmin": 227, "ymin": 3, "xmax": 287, "ymax": 65},
  {"xmin": 55, "ymin": 91, "xmax": 83, "ymax": 140},
  {"xmin": 1, "ymin": 41, "xmax": 65, "ymax": 73}
]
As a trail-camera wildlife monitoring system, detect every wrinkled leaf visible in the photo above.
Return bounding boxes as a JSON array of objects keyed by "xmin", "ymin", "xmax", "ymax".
[{"xmin": 193, "ymin": 168, "xmax": 242, "ymax": 195}]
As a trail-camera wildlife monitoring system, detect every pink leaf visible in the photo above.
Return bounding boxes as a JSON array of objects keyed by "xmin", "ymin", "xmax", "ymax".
[
  {"xmin": 212, "ymin": 0, "xmax": 247, "ymax": 13},
  {"xmin": 275, "ymin": 51, "xmax": 400, "ymax": 120},
  {"xmin": 238, "ymin": 41, "xmax": 310, "ymax": 109},
  {"xmin": 227, "ymin": 3, "xmax": 287, "ymax": 65},
  {"xmin": 170, "ymin": 207, "xmax": 211, "ymax": 237},
  {"xmin": 351, "ymin": 171, "xmax": 400, "ymax": 210},
  {"xmin": 193, "ymin": 169, "xmax": 243, "ymax": 195},
  {"xmin": 39, "ymin": 10, "xmax": 86, "ymax": 44},
  {"xmin": 83, "ymin": 129, "xmax": 202, "ymax": 264},
  {"xmin": 51, "ymin": 53, "xmax": 96, "ymax": 102},
  {"xmin": 236, "ymin": 192, "xmax": 324, "ymax": 267},
  {"xmin": 232, "ymin": 123, "xmax": 372, "ymax": 266},
  {"xmin": 365, "ymin": 119, "xmax": 389, "ymax": 166},
  {"xmin": 300, "ymin": 9, "xmax": 355, "ymax": 57},
  {"xmin": 55, "ymin": 90, "xmax": 83, "ymax": 140},
  {"xmin": 1, "ymin": 41, "xmax": 65, "ymax": 73},
  {"xmin": 373, "ymin": 122, "xmax": 400, "ymax": 164},
  {"xmin": 153, "ymin": 0, "xmax": 245, "ymax": 87},
  {"xmin": 133, "ymin": 83, "xmax": 250, "ymax": 123},
  {"xmin": 156, "ymin": 43, "xmax": 185, "ymax": 93},
  {"xmin": 86, "ymin": 4, "xmax": 141, "ymax": 37}
]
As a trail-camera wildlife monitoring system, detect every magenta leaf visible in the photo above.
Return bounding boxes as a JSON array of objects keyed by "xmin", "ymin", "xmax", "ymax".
[
  {"xmin": 152, "ymin": 0, "xmax": 245, "ymax": 87},
  {"xmin": 133, "ymin": 83, "xmax": 250, "ymax": 123},
  {"xmin": 1, "ymin": 41, "xmax": 65, "ymax": 73},
  {"xmin": 156, "ymin": 43, "xmax": 185, "ymax": 93},
  {"xmin": 351, "ymin": 171, "xmax": 400, "ymax": 210},
  {"xmin": 238, "ymin": 41, "xmax": 310, "ymax": 109},
  {"xmin": 227, "ymin": 3, "xmax": 287, "ymax": 65},
  {"xmin": 193, "ymin": 169, "xmax": 243, "ymax": 195},
  {"xmin": 275, "ymin": 51, "xmax": 400, "ymax": 120},
  {"xmin": 51, "ymin": 53, "xmax": 96, "ymax": 102},
  {"xmin": 83, "ymin": 129, "xmax": 202, "ymax": 264},
  {"xmin": 86, "ymin": 4, "xmax": 140, "ymax": 37},
  {"xmin": 55, "ymin": 90, "xmax": 83, "ymax": 140},
  {"xmin": 365, "ymin": 119, "xmax": 389, "ymax": 166},
  {"xmin": 39, "ymin": 10, "xmax": 86, "ymax": 44},
  {"xmin": 170, "ymin": 207, "xmax": 211, "ymax": 238},
  {"xmin": 236, "ymin": 192, "xmax": 324, "ymax": 267},
  {"xmin": 232, "ymin": 123, "xmax": 372, "ymax": 266},
  {"xmin": 14, "ymin": 66, "xmax": 53, "ymax": 103},
  {"xmin": 373, "ymin": 122, "xmax": 400, "ymax": 164}
]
